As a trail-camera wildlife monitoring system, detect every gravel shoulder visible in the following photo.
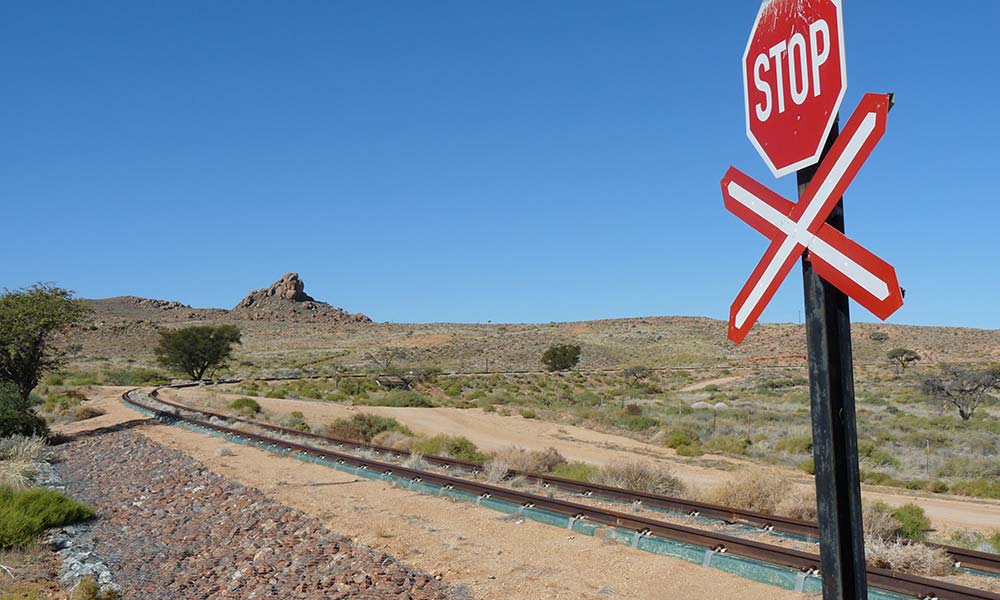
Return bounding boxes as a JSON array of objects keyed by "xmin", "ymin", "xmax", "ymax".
[{"xmin": 60, "ymin": 388, "xmax": 809, "ymax": 600}]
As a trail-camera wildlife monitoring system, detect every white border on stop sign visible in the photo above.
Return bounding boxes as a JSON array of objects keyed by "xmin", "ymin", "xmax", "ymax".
[{"xmin": 741, "ymin": 0, "xmax": 848, "ymax": 179}]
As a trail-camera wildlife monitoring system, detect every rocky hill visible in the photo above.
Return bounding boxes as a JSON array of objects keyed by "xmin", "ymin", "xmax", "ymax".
[{"xmin": 230, "ymin": 273, "xmax": 371, "ymax": 323}]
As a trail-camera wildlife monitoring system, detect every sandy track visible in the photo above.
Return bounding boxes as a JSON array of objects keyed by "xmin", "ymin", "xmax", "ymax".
[
  {"xmin": 58, "ymin": 387, "xmax": 808, "ymax": 600},
  {"xmin": 156, "ymin": 386, "xmax": 1000, "ymax": 534}
]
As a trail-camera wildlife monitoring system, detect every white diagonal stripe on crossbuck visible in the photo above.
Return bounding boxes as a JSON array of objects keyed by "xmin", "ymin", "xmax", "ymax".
[{"xmin": 727, "ymin": 110, "xmax": 887, "ymax": 329}]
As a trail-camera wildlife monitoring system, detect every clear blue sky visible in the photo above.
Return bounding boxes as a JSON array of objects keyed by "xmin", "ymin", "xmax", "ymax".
[{"xmin": 3, "ymin": 2, "xmax": 997, "ymax": 328}]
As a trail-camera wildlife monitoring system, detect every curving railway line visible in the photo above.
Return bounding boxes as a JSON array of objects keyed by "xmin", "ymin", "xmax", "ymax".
[{"xmin": 125, "ymin": 387, "xmax": 1000, "ymax": 600}]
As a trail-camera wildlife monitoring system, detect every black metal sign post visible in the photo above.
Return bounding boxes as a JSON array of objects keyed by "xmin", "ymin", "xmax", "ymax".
[{"xmin": 799, "ymin": 117, "xmax": 869, "ymax": 600}]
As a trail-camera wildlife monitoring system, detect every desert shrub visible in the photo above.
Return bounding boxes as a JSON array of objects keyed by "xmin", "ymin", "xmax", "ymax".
[
  {"xmin": 776, "ymin": 488, "xmax": 817, "ymax": 521},
  {"xmin": 949, "ymin": 478, "xmax": 1000, "ymax": 499},
  {"xmin": 934, "ymin": 456, "xmax": 1000, "ymax": 480},
  {"xmin": 358, "ymin": 390, "xmax": 434, "ymax": 408},
  {"xmin": 70, "ymin": 576, "xmax": 121, "ymax": 600},
  {"xmin": 411, "ymin": 435, "xmax": 487, "ymax": 463},
  {"xmin": 551, "ymin": 461, "xmax": 599, "ymax": 482},
  {"xmin": 323, "ymin": 414, "xmax": 411, "ymax": 443},
  {"xmin": 489, "ymin": 446, "xmax": 566, "ymax": 474},
  {"xmin": 0, "ymin": 486, "xmax": 94, "ymax": 548},
  {"xmin": 443, "ymin": 384, "xmax": 463, "ymax": 397},
  {"xmin": 73, "ymin": 406, "xmax": 105, "ymax": 421},
  {"xmin": 706, "ymin": 434, "xmax": 752, "ymax": 456},
  {"xmin": 869, "ymin": 331, "xmax": 889, "ymax": 342},
  {"xmin": 865, "ymin": 536, "xmax": 952, "ymax": 576},
  {"xmin": 615, "ymin": 414, "xmax": 659, "ymax": 432},
  {"xmin": 575, "ymin": 391, "xmax": 602, "ymax": 406},
  {"xmin": 863, "ymin": 501, "xmax": 900, "ymax": 541},
  {"xmin": 774, "ymin": 435, "xmax": 812, "ymax": 454},
  {"xmin": 228, "ymin": 397, "xmax": 261, "ymax": 416},
  {"xmin": 703, "ymin": 470, "xmax": 788, "ymax": 514},
  {"xmin": 264, "ymin": 388, "xmax": 286, "ymax": 399},
  {"xmin": 675, "ymin": 444, "xmax": 704, "ymax": 457},
  {"xmin": 857, "ymin": 440, "xmax": 900, "ymax": 469},
  {"xmin": 103, "ymin": 367, "xmax": 169, "ymax": 386},
  {"xmin": 892, "ymin": 503, "xmax": 932, "ymax": 541},
  {"xmin": 0, "ymin": 461, "xmax": 35, "ymax": 489},
  {"xmin": 799, "ymin": 458, "xmax": 815, "ymax": 474},
  {"xmin": 371, "ymin": 430, "xmax": 415, "ymax": 450},
  {"xmin": 664, "ymin": 427, "xmax": 703, "ymax": 456},
  {"xmin": 991, "ymin": 531, "xmax": 1000, "ymax": 553},
  {"xmin": 60, "ymin": 369, "xmax": 101, "ymax": 386},
  {"xmin": 155, "ymin": 324, "xmax": 241, "ymax": 380},
  {"xmin": 860, "ymin": 470, "xmax": 903, "ymax": 488},
  {"xmin": 283, "ymin": 411, "xmax": 310, "ymax": 433},
  {"xmin": 624, "ymin": 404, "xmax": 642, "ymax": 416},
  {"xmin": 595, "ymin": 461, "xmax": 686, "ymax": 496},
  {"xmin": 519, "ymin": 409, "xmax": 537, "ymax": 419},
  {"xmin": 541, "ymin": 344, "xmax": 581, "ymax": 372},
  {"xmin": 926, "ymin": 480, "xmax": 949, "ymax": 494},
  {"xmin": 41, "ymin": 393, "xmax": 84, "ymax": 415}
]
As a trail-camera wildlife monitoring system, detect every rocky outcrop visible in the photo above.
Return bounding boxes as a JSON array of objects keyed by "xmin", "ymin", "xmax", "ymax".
[
  {"xmin": 231, "ymin": 273, "xmax": 371, "ymax": 323},
  {"xmin": 236, "ymin": 273, "xmax": 315, "ymax": 308},
  {"xmin": 108, "ymin": 296, "xmax": 191, "ymax": 311}
]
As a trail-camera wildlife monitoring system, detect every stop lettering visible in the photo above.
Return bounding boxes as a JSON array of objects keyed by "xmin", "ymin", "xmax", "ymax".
[{"xmin": 742, "ymin": 0, "xmax": 846, "ymax": 178}]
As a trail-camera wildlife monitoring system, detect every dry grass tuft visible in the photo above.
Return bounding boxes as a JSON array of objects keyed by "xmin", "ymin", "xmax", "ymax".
[
  {"xmin": 595, "ymin": 460, "xmax": 686, "ymax": 497},
  {"xmin": 702, "ymin": 469, "xmax": 787, "ymax": 514},
  {"xmin": 0, "ymin": 461, "xmax": 36, "ymax": 489},
  {"xmin": 776, "ymin": 487, "xmax": 817, "ymax": 521},
  {"xmin": 483, "ymin": 459, "xmax": 510, "ymax": 483},
  {"xmin": 371, "ymin": 430, "xmax": 415, "ymax": 451},
  {"xmin": 488, "ymin": 446, "xmax": 567, "ymax": 474},
  {"xmin": 0, "ymin": 436, "xmax": 47, "ymax": 464},
  {"xmin": 403, "ymin": 453, "xmax": 429, "ymax": 470},
  {"xmin": 863, "ymin": 501, "xmax": 900, "ymax": 541},
  {"xmin": 865, "ymin": 536, "xmax": 953, "ymax": 576}
]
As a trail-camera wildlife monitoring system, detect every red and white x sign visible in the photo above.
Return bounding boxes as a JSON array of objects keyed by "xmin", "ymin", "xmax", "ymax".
[{"xmin": 721, "ymin": 93, "xmax": 904, "ymax": 344}]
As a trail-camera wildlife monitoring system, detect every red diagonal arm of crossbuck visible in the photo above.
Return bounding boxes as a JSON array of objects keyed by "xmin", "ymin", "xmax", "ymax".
[{"xmin": 721, "ymin": 93, "xmax": 904, "ymax": 344}]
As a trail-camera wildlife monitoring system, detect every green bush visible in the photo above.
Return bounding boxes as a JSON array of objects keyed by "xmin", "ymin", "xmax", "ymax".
[
  {"xmin": 323, "ymin": 414, "xmax": 411, "ymax": 443},
  {"xmin": 411, "ymin": 435, "xmax": 487, "ymax": 463},
  {"xmin": 443, "ymin": 384, "xmax": 463, "ymax": 397},
  {"xmin": 706, "ymin": 434, "xmax": 752, "ymax": 455},
  {"xmin": 799, "ymin": 457, "xmax": 815, "ymax": 474},
  {"xmin": 70, "ymin": 576, "xmax": 121, "ymax": 600},
  {"xmin": 541, "ymin": 344, "xmax": 581, "ymax": 372},
  {"xmin": 574, "ymin": 391, "xmax": 602, "ymax": 406},
  {"xmin": 774, "ymin": 435, "xmax": 812, "ymax": 454},
  {"xmin": 283, "ymin": 411, "xmax": 311, "ymax": 433},
  {"xmin": 357, "ymin": 390, "xmax": 434, "ymax": 408},
  {"xmin": 927, "ymin": 480, "xmax": 949, "ymax": 494},
  {"xmin": 991, "ymin": 531, "xmax": 1000, "ymax": 554},
  {"xmin": 949, "ymin": 479, "xmax": 1000, "ymax": 499},
  {"xmin": 103, "ymin": 367, "xmax": 169, "ymax": 386},
  {"xmin": 0, "ymin": 384, "xmax": 49, "ymax": 438},
  {"xmin": 615, "ymin": 414, "xmax": 659, "ymax": 432},
  {"xmin": 228, "ymin": 397, "xmax": 261, "ymax": 416},
  {"xmin": 664, "ymin": 427, "xmax": 700, "ymax": 449},
  {"xmin": 0, "ymin": 487, "xmax": 94, "ymax": 548},
  {"xmin": 551, "ymin": 461, "xmax": 599, "ymax": 482},
  {"xmin": 857, "ymin": 440, "xmax": 900, "ymax": 469},
  {"xmin": 520, "ymin": 409, "xmax": 537, "ymax": 419},
  {"xmin": 934, "ymin": 456, "xmax": 1000, "ymax": 481},
  {"xmin": 892, "ymin": 503, "xmax": 932, "ymax": 541},
  {"xmin": 674, "ymin": 444, "xmax": 704, "ymax": 457},
  {"xmin": 861, "ymin": 470, "xmax": 903, "ymax": 487}
]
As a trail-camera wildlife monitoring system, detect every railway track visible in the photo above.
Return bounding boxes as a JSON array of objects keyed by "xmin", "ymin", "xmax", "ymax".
[
  {"xmin": 126, "ymin": 388, "xmax": 1000, "ymax": 600},
  {"xmin": 147, "ymin": 387, "xmax": 1000, "ymax": 576}
]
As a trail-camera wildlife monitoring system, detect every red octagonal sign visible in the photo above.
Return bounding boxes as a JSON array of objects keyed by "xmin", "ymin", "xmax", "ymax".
[{"xmin": 743, "ymin": 0, "xmax": 847, "ymax": 178}]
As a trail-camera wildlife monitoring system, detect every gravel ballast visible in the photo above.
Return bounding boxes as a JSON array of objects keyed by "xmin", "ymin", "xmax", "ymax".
[{"xmin": 54, "ymin": 429, "xmax": 468, "ymax": 600}]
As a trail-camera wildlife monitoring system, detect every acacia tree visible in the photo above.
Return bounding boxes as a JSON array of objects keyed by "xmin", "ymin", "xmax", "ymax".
[
  {"xmin": 923, "ymin": 364, "xmax": 1000, "ymax": 421},
  {"xmin": 0, "ymin": 284, "xmax": 90, "ymax": 404},
  {"xmin": 155, "ymin": 325, "xmax": 241, "ymax": 380},
  {"xmin": 888, "ymin": 348, "xmax": 920, "ymax": 372}
]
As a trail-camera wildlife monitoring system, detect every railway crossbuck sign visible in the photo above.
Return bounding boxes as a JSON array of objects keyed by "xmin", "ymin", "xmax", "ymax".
[{"xmin": 722, "ymin": 93, "xmax": 903, "ymax": 343}]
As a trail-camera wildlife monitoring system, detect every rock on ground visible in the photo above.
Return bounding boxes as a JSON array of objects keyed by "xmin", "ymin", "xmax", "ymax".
[{"xmin": 53, "ymin": 429, "xmax": 468, "ymax": 600}]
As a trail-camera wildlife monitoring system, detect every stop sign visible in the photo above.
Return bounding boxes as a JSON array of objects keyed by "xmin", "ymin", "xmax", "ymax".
[{"xmin": 743, "ymin": 0, "xmax": 847, "ymax": 178}]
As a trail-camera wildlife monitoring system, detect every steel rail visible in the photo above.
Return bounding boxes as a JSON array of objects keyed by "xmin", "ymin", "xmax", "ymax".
[
  {"xmin": 147, "ymin": 388, "xmax": 1000, "ymax": 576},
  {"xmin": 150, "ymin": 384, "xmax": 1000, "ymax": 574},
  {"xmin": 125, "ymin": 389, "xmax": 1000, "ymax": 600}
]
